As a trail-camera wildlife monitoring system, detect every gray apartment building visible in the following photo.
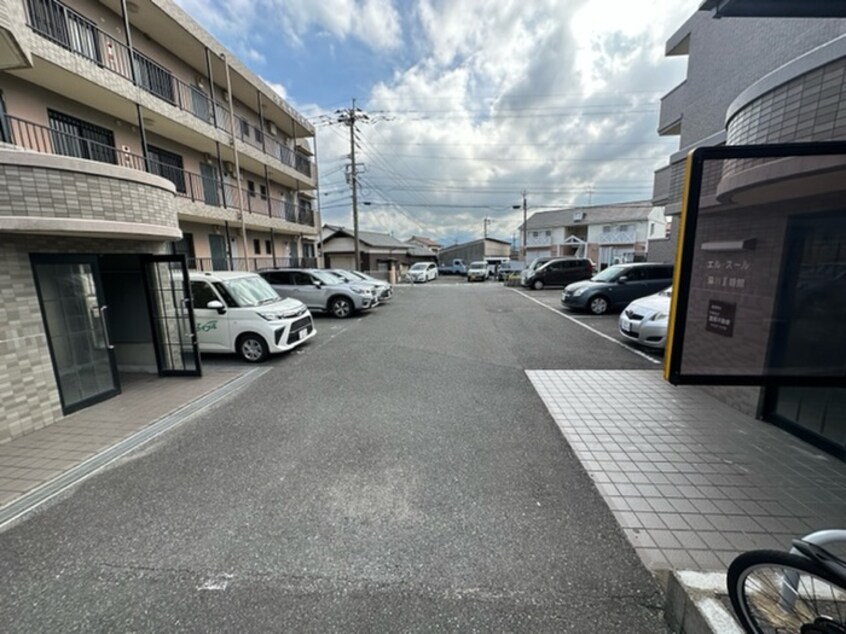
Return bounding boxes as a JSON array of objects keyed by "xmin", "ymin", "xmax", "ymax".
[
  {"xmin": 0, "ymin": 0, "xmax": 318, "ymax": 441},
  {"xmin": 653, "ymin": 3, "xmax": 846, "ymax": 457}
]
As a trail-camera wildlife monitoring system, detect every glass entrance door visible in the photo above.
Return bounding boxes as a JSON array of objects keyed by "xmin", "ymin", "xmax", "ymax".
[
  {"xmin": 31, "ymin": 255, "xmax": 120, "ymax": 414},
  {"xmin": 141, "ymin": 255, "xmax": 202, "ymax": 376}
]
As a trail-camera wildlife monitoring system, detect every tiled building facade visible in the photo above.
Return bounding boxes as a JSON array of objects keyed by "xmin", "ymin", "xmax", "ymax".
[
  {"xmin": 0, "ymin": 0, "xmax": 318, "ymax": 440},
  {"xmin": 654, "ymin": 6, "xmax": 846, "ymax": 457}
]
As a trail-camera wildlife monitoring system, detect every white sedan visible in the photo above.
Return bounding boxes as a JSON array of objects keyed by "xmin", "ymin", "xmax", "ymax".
[
  {"xmin": 408, "ymin": 262, "xmax": 438, "ymax": 283},
  {"xmin": 618, "ymin": 287, "xmax": 672, "ymax": 350}
]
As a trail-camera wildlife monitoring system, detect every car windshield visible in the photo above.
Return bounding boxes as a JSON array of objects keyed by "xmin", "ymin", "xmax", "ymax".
[
  {"xmin": 330, "ymin": 270, "xmax": 355, "ymax": 282},
  {"xmin": 313, "ymin": 270, "xmax": 344, "ymax": 285},
  {"xmin": 469, "ymin": 262, "xmax": 486, "ymax": 270},
  {"xmin": 410, "ymin": 263, "xmax": 428, "ymax": 271},
  {"xmin": 592, "ymin": 265, "xmax": 628, "ymax": 282},
  {"xmin": 527, "ymin": 258, "xmax": 547, "ymax": 271},
  {"xmin": 221, "ymin": 276, "xmax": 280, "ymax": 307}
]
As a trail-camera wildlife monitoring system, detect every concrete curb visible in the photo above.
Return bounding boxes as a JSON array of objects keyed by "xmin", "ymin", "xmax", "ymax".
[{"xmin": 664, "ymin": 571, "xmax": 744, "ymax": 634}]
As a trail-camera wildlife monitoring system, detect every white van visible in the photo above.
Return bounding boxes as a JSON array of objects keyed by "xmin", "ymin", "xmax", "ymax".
[{"xmin": 188, "ymin": 271, "xmax": 316, "ymax": 362}]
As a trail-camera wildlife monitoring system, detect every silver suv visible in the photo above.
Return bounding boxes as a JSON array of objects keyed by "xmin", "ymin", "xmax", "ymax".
[
  {"xmin": 258, "ymin": 269, "xmax": 375, "ymax": 319},
  {"xmin": 327, "ymin": 269, "xmax": 393, "ymax": 303}
]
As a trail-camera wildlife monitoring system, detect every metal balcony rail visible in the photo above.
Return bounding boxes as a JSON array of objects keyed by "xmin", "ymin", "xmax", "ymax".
[
  {"xmin": 24, "ymin": 0, "xmax": 313, "ymax": 177},
  {"xmin": 526, "ymin": 235, "xmax": 553, "ymax": 246},
  {"xmin": 598, "ymin": 230, "xmax": 638, "ymax": 245},
  {"xmin": 188, "ymin": 256, "xmax": 318, "ymax": 272},
  {"xmin": 2, "ymin": 114, "xmax": 316, "ymax": 228}
]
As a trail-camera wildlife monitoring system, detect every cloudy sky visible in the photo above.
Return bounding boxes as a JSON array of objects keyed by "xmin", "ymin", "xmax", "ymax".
[{"xmin": 177, "ymin": 0, "xmax": 702, "ymax": 246}]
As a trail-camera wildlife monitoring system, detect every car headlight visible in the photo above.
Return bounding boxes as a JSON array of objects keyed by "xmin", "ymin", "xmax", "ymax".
[
  {"xmin": 573, "ymin": 287, "xmax": 587, "ymax": 297},
  {"xmin": 649, "ymin": 311, "xmax": 669, "ymax": 322},
  {"xmin": 350, "ymin": 285, "xmax": 371, "ymax": 295},
  {"xmin": 257, "ymin": 306, "xmax": 305, "ymax": 321}
]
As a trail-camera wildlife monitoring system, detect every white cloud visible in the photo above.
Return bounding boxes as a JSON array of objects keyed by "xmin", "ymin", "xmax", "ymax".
[{"xmin": 316, "ymin": 0, "xmax": 699, "ymax": 244}]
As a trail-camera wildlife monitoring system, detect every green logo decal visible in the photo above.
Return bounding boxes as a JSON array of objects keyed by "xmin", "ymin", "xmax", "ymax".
[{"xmin": 198, "ymin": 320, "xmax": 218, "ymax": 332}]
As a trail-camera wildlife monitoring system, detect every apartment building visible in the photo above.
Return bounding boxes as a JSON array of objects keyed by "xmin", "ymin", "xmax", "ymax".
[
  {"xmin": 523, "ymin": 201, "xmax": 667, "ymax": 268},
  {"xmin": 653, "ymin": 2, "xmax": 846, "ymax": 457},
  {"xmin": 0, "ymin": 0, "xmax": 318, "ymax": 441}
]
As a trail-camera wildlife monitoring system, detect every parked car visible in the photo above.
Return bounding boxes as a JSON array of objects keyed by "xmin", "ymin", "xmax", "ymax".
[
  {"xmin": 466, "ymin": 261, "xmax": 488, "ymax": 282},
  {"xmin": 522, "ymin": 257, "xmax": 593, "ymax": 290},
  {"xmin": 343, "ymin": 270, "xmax": 394, "ymax": 302},
  {"xmin": 325, "ymin": 269, "xmax": 392, "ymax": 304},
  {"xmin": 408, "ymin": 262, "xmax": 438, "ymax": 282},
  {"xmin": 618, "ymin": 287, "xmax": 672, "ymax": 349},
  {"xmin": 258, "ymin": 268, "xmax": 375, "ymax": 318},
  {"xmin": 562, "ymin": 263, "xmax": 675, "ymax": 315},
  {"xmin": 189, "ymin": 271, "xmax": 315, "ymax": 363},
  {"xmin": 520, "ymin": 256, "xmax": 556, "ymax": 286},
  {"xmin": 497, "ymin": 260, "xmax": 525, "ymax": 281}
]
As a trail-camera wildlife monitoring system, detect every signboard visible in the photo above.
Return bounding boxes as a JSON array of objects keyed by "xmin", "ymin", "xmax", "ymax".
[{"xmin": 665, "ymin": 143, "xmax": 846, "ymax": 387}]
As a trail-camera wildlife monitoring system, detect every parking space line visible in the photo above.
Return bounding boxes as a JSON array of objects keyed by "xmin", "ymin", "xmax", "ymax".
[{"xmin": 509, "ymin": 288, "xmax": 661, "ymax": 365}]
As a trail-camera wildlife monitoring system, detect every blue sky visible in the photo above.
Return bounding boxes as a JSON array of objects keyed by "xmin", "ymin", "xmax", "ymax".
[{"xmin": 177, "ymin": 0, "xmax": 701, "ymax": 246}]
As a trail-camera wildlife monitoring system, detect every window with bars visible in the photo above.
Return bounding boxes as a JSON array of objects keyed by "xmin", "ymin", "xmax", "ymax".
[
  {"xmin": 148, "ymin": 145, "xmax": 185, "ymax": 193},
  {"xmin": 48, "ymin": 110, "xmax": 116, "ymax": 165}
]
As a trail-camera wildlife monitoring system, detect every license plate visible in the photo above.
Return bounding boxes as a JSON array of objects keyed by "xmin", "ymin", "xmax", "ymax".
[{"xmin": 299, "ymin": 328, "xmax": 308, "ymax": 340}]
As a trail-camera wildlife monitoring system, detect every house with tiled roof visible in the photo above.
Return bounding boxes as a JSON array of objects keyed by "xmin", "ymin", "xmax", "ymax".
[
  {"xmin": 405, "ymin": 235, "xmax": 443, "ymax": 254},
  {"xmin": 321, "ymin": 225, "xmax": 437, "ymax": 272},
  {"xmin": 520, "ymin": 201, "xmax": 667, "ymax": 268}
]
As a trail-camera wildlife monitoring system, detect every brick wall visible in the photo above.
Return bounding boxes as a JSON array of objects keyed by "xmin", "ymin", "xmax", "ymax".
[
  {"xmin": 0, "ymin": 235, "xmax": 167, "ymax": 443},
  {"xmin": 0, "ymin": 152, "xmax": 179, "ymax": 229}
]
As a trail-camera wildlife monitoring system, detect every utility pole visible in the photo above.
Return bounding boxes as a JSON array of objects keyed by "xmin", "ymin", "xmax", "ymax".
[
  {"xmin": 336, "ymin": 99, "xmax": 368, "ymax": 271},
  {"xmin": 521, "ymin": 190, "xmax": 528, "ymax": 265}
]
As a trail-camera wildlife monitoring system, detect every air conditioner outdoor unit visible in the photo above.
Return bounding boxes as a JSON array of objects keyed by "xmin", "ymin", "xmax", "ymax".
[
  {"xmin": 268, "ymin": 121, "xmax": 278, "ymax": 136},
  {"xmin": 223, "ymin": 161, "xmax": 235, "ymax": 176},
  {"xmin": 573, "ymin": 211, "xmax": 584, "ymax": 222},
  {"xmin": 202, "ymin": 153, "xmax": 213, "ymax": 164}
]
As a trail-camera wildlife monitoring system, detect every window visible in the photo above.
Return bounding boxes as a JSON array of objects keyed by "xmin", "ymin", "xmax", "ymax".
[
  {"xmin": 646, "ymin": 266, "xmax": 674, "ymax": 280},
  {"xmin": 132, "ymin": 51, "xmax": 175, "ymax": 103},
  {"xmin": 26, "ymin": 0, "xmax": 101, "ymax": 63},
  {"xmin": 190, "ymin": 281, "xmax": 218, "ymax": 309},
  {"xmin": 253, "ymin": 239, "xmax": 260, "ymax": 254},
  {"xmin": 48, "ymin": 110, "xmax": 116, "ymax": 165},
  {"xmin": 247, "ymin": 180, "xmax": 256, "ymax": 197},
  {"xmin": 259, "ymin": 184, "xmax": 267, "ymax": 200},
  {"xmin": 618, "ymin": 224, "xmax": 631, "ymax": 233},
  {"xmin": 171, "ymin": 233, "xmax": 195, "ymax": 260},
  {"xmin": 602, "ymin": 225, "xmax": 612, "ymax": 233},
  {"xmin": 265, "ymin": 240, "xmax": 272, "ymax": 254},
  {"xmin": 254, "ymin": 126, "xmax": 263, "ymax": 144},
  {"xmin": 263, "ymin": 271, "xmax": 291, "ymax": 285},
  {"xmin": 545, "ymin": 230, "xmax": 551, "ymax": 236},
  {"xmin": 293, "ymin": 272, "xmax": 313, "ymax": 285},
  {"xmin": 303, "ymin": 243, "xmax": 315, "ymax": 258},
  {"xmin": 624, "ymin": 267, "xmax": 648, "ymax": 281},
  {"xmin": 532, "ymin": 231, "xmax": 538, "ymax": 238},
  {"xmin": 649, "ymin": 223, "xmax": 655, "ymax": 236},
  {"xmin": 240, "ymin": 118, "xmax": 250, "ymax": 139},
  {"xmin": 147, "ymin": 145, "xmax": 185, "ymax": 193}
]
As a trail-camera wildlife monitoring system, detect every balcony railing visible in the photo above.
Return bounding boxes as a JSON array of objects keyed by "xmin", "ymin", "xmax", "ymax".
[
  {"xmin": 25, "ymin": 0, "xmax": 314, "ymax": 178},
  {"xmin": 188, "ymin": 256, "xmax": 318, "ymax": 272},
  {"xmin": 2, "ymin": 114, "xmax": 317, "ymax": 228},
  {"xmin": 526, "ymin": 235, "xmax": 552, "ymax": 247},
  {"xmin": 598, "ymin": 231, "xmax": 638, "ymax": 245}
]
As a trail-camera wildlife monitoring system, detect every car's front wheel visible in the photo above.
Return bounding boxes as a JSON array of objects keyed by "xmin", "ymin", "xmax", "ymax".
[
  {"xmin": 588, "ymin": 295, "xmax": 610, "ymax": 315},
  {"xmin": 237, "ymin": 333, "xmax": 269, "ymax": 362},
  {"xmin": 532, "ymin": 279, "xmax": 544, "ymax": 290},
  {"xmin": 329, "ymin": 296, "xmax": 354, "ymax": 318}
]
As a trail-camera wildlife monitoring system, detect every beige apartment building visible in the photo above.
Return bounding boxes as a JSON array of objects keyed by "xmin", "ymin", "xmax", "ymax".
[{"xmin": 0, "ymin": 0, "xmax": 318, "ymax": 440}]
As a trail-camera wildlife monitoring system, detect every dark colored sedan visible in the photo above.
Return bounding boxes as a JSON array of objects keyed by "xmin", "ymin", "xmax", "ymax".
[{"xmin": 561, "ymin": 263, "xmax": 674, "ymax": 315}]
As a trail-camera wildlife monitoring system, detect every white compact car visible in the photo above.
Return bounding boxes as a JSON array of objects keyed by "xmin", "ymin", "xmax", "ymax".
[
  {"xmin": 189, "ymin": 271, "xmax": 316, "ymax": 362},
  {"xmin": 618, "ymin": 287, "xmax": 672, "ymax": 350},
  {"xmin": 408, "ymin": 262, "xmax": 438, "ymax": 283}
]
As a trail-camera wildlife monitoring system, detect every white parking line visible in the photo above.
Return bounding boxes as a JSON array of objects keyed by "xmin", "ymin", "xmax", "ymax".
[{"xmin": 509, "ymin": 288, "xmax": 661, "ymax": 365}]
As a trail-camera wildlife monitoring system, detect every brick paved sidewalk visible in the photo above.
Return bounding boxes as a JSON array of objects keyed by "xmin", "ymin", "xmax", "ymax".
[{"xmin": 0, "ymin": 368, "xmax": 248, "ymax": 508}]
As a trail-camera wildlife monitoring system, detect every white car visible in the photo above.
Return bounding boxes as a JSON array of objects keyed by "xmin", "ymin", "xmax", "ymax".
[
  {"xmin": 618, "ymin": 287, "xmax": 672, "ymax": 350},
  {"xmin": 189, "ymin": 271, "xmax": 316, "ymax": 362},
  {"xmin": 408, "ymin": 262, "xmax": 438, "ymax": 283}
]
